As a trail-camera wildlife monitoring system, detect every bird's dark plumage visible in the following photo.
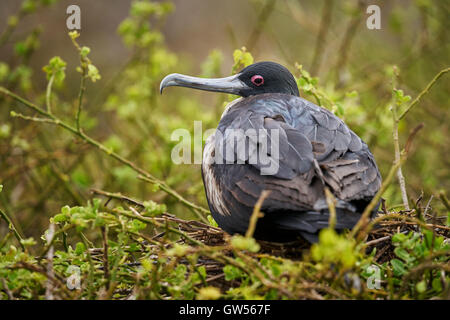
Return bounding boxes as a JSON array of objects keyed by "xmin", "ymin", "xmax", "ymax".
[{"xmin": 160, "ymin": 61, "xmax": 382, "ymax": 243}]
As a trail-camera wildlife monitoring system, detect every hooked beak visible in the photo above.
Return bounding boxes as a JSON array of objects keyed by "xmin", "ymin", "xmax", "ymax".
[{"xmin": 160, "ymin": 73, "xmax": 248, "ymax": 95}]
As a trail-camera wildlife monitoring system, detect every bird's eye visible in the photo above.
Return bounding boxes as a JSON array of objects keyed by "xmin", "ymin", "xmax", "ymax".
[{"xmin": 251, "ymin": 75, "xmax": 264, "ymax": 86}]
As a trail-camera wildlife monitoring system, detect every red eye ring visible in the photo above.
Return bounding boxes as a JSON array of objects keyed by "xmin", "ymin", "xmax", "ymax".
[{"xmin": 251, "ymin": 75, "xmax": 264, "ymax": 86}]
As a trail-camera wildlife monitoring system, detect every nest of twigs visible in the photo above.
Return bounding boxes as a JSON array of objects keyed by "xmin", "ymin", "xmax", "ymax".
[
  {"xmin": 141, "ymin": 212, "xmax": 447, "ymax": 291},
  {"xmin": 89, "ymin": 190, "xmax": 450, "ymax": 294}
]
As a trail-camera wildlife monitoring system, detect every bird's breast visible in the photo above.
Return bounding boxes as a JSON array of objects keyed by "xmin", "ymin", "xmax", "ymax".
[{"xmin": 202, "ymin": 134, "xmax": 231, "ymax": 216}]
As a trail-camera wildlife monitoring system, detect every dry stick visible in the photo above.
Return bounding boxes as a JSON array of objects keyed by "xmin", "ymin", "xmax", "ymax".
[
  {"xmin": 101, "ymin": 226, "xmax": 110, "ymax": 290},
  {"xmin": 1, "ymin": 278, "xmax": 14, "ymax": 300},
  {"xmin": 137, "ymin": 175, "xmax": 209, "ymax": 223},
  {"xmin": 43, "ymin": 74, "xmax": 57, "ymax": 300},
  {"xmin": 353, "ymin": 121, "xmax": 425, "ymax": 241},
  {"xmin": 324, "ymin": 187, "xmax": 337, "ymax": 230},
  {"xmin": 245, "ymin": 190, "xmax": 270, "ymax": 238},
  {"xmin": 350, "ymin": 155, "xmax": 407, "ymax": 239},
  {"xmin": 123, "ymin": 207, "xmax": 205, "ymax": 247},
  {"xmin": 44, "ymin": 223, "xmax": 55, "ymax": 300},
  {"xmin": 310, "ymin": 0, "xmax": 334, "ymax": 76},
  {"xmin": 391, "ymin": 66, "xmax": 449, "ymax": 210},
  {"xmin": 79, "ymin": 231, "xmax": 95, "ymax": 300},
  {"xmin": 91, "ymin": 188, "xmax": 144, "ymax": 208},
  {"xmin": 0, "ymin": 87, "xmax": 210, "ymax": 221},
  {"xmin": 391, "ymin": 102, "xmax": 409, "ymax": 210}
]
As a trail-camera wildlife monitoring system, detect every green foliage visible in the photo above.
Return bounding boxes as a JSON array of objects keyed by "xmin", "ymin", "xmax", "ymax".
[
  {"xmin": 0, "ymin": 0, "xmax": 448, "ymax": 301},
  {"xmin": 230, "ymin": 235, "xmax": 260, "ymax": 253},
  {"xmin": 232, "ymin": 47, "xmax": 254, "ymax": 74},
  {"xmin": 310, "ymin": 229, "xmax": 360, "ymax": 269},
  {"xmin": 42, "ymin": 56, "xmax": 66, "ymax": 86}
]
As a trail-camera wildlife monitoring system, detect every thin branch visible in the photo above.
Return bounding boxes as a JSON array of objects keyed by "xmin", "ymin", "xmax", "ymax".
[
  {"xmin": 0, "ymin": 207, "xmax": 25, "ymax": 250},
  {"xmin": 91, "ymin": 188, "xmax": 144, "ymax": 208},
  {"xmin": 45, "ymin": 74, "xmax": 54, "ymax": 114},
  {"xmin": 45, "ymin": 223, "xmax": 55, "ymax": 300},
  {"xmin": 245, "ymin": 190, "xmax": 270, "ymax": 238},
  {"xmin": 101, "ymin": 226, "xmax": 110, "ymax": 290},
  {"xmin": 310, "ymin": 0, "xmax": 333, "ymax": 75},
  {"xmin": 76, "ymin": 72, "xmax": 87, "ymax": 132},
  {"xmin": 246, "ymin": 0, "xmax": 276, "ymax": 51},
  {"xmin": 0, "ymin": 86, "xmax": 210, "ymax": 219},
  {"xmin": 398, "ymin": 67, "xmax": 450, "ymax": 121},
  {"xmin": 334, "ymin": 0, "xmax": 365, "ymax": 87},
  {"xmin": 391, "ymin": 102, "xmax": 409, "ymax": 210},
  {"xmin": 350, "ymin": 155, "xmax": 407, "ymax": 239},
  {"xmin": 324, "ymin": 187, "xmax": 337, "ymax": 230}
]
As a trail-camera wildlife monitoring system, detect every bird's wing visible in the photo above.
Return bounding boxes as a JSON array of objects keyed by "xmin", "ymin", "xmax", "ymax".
[{"xmin": 214, "ymin": 93, "xmax": 381, "ymax": 209}]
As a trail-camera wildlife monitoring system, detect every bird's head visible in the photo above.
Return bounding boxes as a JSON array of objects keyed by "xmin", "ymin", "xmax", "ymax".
[{"xmin": 160, "ymin": 61, "xmax": 299, "ymax": 97}]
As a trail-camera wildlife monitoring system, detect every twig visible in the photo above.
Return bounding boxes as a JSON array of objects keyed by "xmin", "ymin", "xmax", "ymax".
[
  {"xmin": 0, "ymin": 207, "xmax": 25, "ymax": 250},
  {"xmin": 391, "ymin": 106, "xmax": 409, "ymax": 210},
  {"xmin": 350, "ymin": 155, "xmax": 407, "ymax": 239},
  {"xmin": 79, "ymin": 231, "xmax": 95, "ymax": 299},
  {"xmin": 310, "ymin": 0, "xmax": 334, "ymax": 75},
  {"xmin": 101, "ymin": 226, "xmax": 110, "ymax": 290},
  {"xmin": 246, "ymin": 0, "xmax": 276, "ymax": 51},
  {"xmin": 76, "ymin": 72, "xmax": 87, "ymax": 132},
  {"xmin": 245, "ymin": 190, "xmax": 270, "ymax": 238},
  {"xmin": 390, "ymin": 68, "xmax": 409, "ymax": 210},
  {"xmin": 1, "ymin": 278, "xmax": 14, "ymax": 300},
  {"xmin": 0, "ymin": 86, "xmax": 210, "ymax": 219},
  {"xmin": 363, "ymin": 235, "xmax": 392, "ymax": 247},
  {"xmin": 398, "ymin": 67, "xmax": 450, "ymax": 121},
  {"xmin": 45, "ymin": 74, "xmax": 54, "ymax": 114},
  {"xmin": 334, "ymin": 0, "xmax": 365, "ymax": 87},
  {"xmin": 324, "ymin": 187, "xmax": 337, "ymax": 230},
  {"xmin": 91, "ymin": 188, "xmax": 144, "ymax": 208},
  {"xmin": 45, "ymin": 223, "xmax": 55, "ymax": 300}
]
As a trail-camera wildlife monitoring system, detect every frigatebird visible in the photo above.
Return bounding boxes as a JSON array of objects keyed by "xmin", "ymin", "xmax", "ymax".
[{"xmin": 160, "ymin": 61, "xmax": 381, "ymax": 243}]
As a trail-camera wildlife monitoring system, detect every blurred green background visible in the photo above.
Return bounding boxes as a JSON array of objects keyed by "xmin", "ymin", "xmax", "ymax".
[{"xmin": 0, "ymin": 0, "xmax": 448, "ymax": 239}]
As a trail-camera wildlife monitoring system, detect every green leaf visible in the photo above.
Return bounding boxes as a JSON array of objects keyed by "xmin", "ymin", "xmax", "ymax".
[
  {"xmin": 416, "ymin": 280, "xmax": 426, "ymax": 293},
  {"xmin": 87, "ymin": 64, "xmax": 101, "ymax": 82},
  {"xmin": 432, "ymin": 277, "xmax": 443, "ymax": 292},
  {"xmin": 392, "ymin": 232, "xmax": 407, "ymax": 243},
  {"xmin": 69, "ymin": 31, "xmax": 80, "ymax": 40},
  {"xmin": 42, "ymin": 56, "xmax": 67, "ymax": 85},
  {"xmin": 391, "ymin": 259, "xmax": 407, "ymax": 276},
  {"xmin": 0, "ymin": 62, "xmax": 9, "ymax": 82},
  {"xmin": 394, "ymin": 247, "xmax": 415, "ymax": 264},
  {"xmin": 80, "ymin": 46, "xmax": 91, "ymax": 58},
  {"xmin": 20, "ymin": 237, "xmax": 37, "ymax": 247},
  {"xmin": 207, "ymin": 215, "xmax": 218, "ymax": 227},
  {"xmin": 53, "ymin": 213, "xmax": 68, "ymax": 223},
  {"xmin": 223, "ymin": 264, "xmax": 243, "ymax": 281},
  {"xmin": 230, "ymin": 235, "xmax": 260, "ymax": 252},
  {"xmin": 75, "ymin": 242, "xmax": 86, "ymax": 255}
]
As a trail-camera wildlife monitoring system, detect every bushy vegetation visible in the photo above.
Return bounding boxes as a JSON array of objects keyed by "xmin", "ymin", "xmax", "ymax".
[{"xmin": 0, "ymin": 0, "xmax": 448, "ymax": 300}]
